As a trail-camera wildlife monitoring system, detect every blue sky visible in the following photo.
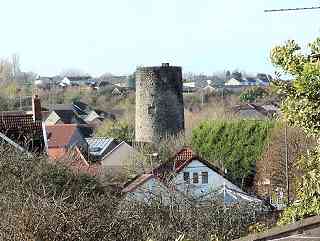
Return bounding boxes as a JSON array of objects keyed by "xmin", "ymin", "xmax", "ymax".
[{"xmin": 0, "ymin": 0, "xmax": 319, "ymax": 76}]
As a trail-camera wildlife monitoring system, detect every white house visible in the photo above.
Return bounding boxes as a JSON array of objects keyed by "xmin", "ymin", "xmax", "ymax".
[
  {"xmin": 61, "ymin": 77, "xmax": 71, "ymax": 86},
  {"xmin": 122, "ymin": 148, "xmax": 263, "ymax": 205},
  {"xmin": 225, "ymin": 78, "xmax": 248, "ymax": 86}
]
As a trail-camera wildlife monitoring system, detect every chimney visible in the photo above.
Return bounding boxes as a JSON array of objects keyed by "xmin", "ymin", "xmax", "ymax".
[
  {"xmin": 162, "ymin": 63, "xmax": 170, "ymax": 67},
  {"xmin": 32, "ymin": 95, "xmax": 42, "ymax": 121}
]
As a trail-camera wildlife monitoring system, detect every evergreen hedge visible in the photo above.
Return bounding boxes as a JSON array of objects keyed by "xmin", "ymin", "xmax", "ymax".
[{"xmin": 191, "ymin": 120, "xmax": 274, "ymax": 188}]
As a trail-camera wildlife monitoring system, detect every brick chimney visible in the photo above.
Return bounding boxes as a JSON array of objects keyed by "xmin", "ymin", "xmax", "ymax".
[{"xmin": 32, "ymin": 95, "xmax": 42, "ymax": 121}]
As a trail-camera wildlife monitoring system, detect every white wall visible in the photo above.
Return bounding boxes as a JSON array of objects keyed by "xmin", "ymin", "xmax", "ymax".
[
  {"xmin": 126, "ymin": 177, "xmax": 185, "ymax": 205},
  {"xmin": 173, "ymin": 160, "xmax": 241, "ymax": 198}
]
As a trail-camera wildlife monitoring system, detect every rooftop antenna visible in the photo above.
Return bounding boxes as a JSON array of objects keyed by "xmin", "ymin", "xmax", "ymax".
[{"xmin": 264, "ymin": 6, "xmax": 320, "ymax": 13}]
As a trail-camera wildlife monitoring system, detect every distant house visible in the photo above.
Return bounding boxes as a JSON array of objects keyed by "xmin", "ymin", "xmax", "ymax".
[
  {"xmin": 84, "ymin": 110, "xmax": 116, "ymax": 127},
  {"xmin": 61, "ymin": 76, "xmax": 91, "ymax": 86},
  {"xmin": 232, "ymin": 103, "xmax": 279, "ymax": 119},
  {"xmin": 44, "ymin": 124, "xmax": 88, "ymax": 160},
  {"xmin": 111, "ymin": 87, "xmax": 123, "ymax": 96},
  {"xmin": 183, "ymin": 82, "xmax": 197, "ymax": 93},
  {"xmin": 122, "ymin": 148, "xmax": 264, "ymax": 205},
  {"xmin": 44, "ymin": 101, "xmax": 114, "ymax": 129},
  {"xmin": 225, "ymin": 78, "xmax": 246, "ymax": 86},
  {"xmin": 202, "ymin": 84, "xmax": 216, "ymax": 94},
  {"xmin": 45, "ymin": 109, "xmax": 87, "ymax": 125}
]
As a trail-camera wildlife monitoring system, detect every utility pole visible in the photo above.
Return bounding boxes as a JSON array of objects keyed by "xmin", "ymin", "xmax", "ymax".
[{"xmin": 284, "ymin": 123, "xmax": 290, "ymax": 204}]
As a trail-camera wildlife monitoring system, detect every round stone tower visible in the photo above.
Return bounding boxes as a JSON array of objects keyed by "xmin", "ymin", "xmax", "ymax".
[{"xmin": 135, "ymin": 63, "xmax": 184, "ymax": 143}]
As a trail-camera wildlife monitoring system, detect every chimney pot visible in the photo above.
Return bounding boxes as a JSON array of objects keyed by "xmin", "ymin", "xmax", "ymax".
[{"xmin": 162, "ymin": 63, "xmax": 170, "ymax": 67}]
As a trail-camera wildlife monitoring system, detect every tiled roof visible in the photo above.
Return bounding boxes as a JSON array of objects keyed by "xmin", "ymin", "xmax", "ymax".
[
  {"xmin": 54, "ymin": 109, "xmax": 87, "ymax": 124},
  {"xmin": 46, "ymin": 124, "xmax": 81, "ymax": 148},
  {"xmin": 123, "ymin": 148, "xmax": 227, "ymax": 193},
  {"xmin": 62, "ymin": 146, "xmax": 103, "ymax": 176},
  {"xmin": 0, "ymin": 113, "xmax": 44, "ymax": 152},
  {"xmin": 122, "ymin": 174, "xmax": 154, "ymax": 192},
  {"xmin": 0, "ymin": 114, "xmax": 40, "ymax": 131}
]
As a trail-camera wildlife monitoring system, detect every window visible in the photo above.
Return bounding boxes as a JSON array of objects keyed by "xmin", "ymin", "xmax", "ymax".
[
  {"xmin": 193, "ymin": 173, "xmax": 199, "ymax": 184},
  {"xmin": 183, "ymin": 172, "xmax": 190, "ymax": 183},
  {"xmin": 202, "ymin": 172, "xmax": 208, "ymax": 184}
]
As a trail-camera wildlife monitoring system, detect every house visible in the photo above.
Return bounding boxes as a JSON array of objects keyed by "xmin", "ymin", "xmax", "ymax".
[
  {"xmin": 45, "ymin": 109, "xmax": 87, "ymax": 125},
  {"xmin": 100, "ymin": 141, "xmax": 136, "ymax": 175},
  {"xmin": 202, "ymin": 84, "xmax": 216, "ymax": 95},
  {"xmin": 84, "ymin": 110, "xmax": 115, "ymax": 127},
  {"xmin": 233, "ymin": 215, "xmax": 320, "ymax": 241},
  {"xmin": 0, "ymin": 95, "xmax": 44, "ymax": 152},
  {"xmin": 183, "ymin": 82, "xmax": 197, "ymax": 93},
  {"xmin": 122, "ymin": 148, "xmax": 263, "ymax": 205},
  {"xmin": 123, "ymin": 173, "xmax": 189, "ymax": 206},
  {"xmin": 85, "ymin": 137, "xmax": 119, "ymax": 161},
  {"xmin": 197, "ymin": 184, "xmax": 264, "ymax": 206},
  {"xmin": 111, "ymin": 87, "xmax": 123, "ymax": 96},
  {"xmin": 225, "ymin": 78, "xmax": 247, "ymax": 86},
  {"xmin": 232, "ymin": 103, "xmax": 279, "ymax": 119},
  {"xmin": 60, "ymin": 76, "xmax": 91, "ymax": 86},
  {"xmin": 44, "ymin": 124, "xmax": 88, "ymax": 160}
]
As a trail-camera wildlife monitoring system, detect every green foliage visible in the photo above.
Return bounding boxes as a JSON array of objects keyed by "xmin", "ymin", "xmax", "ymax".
[
  {"xmin": 271, "ymin": 38, "xmax": 320, "ymax": 136},
  {"xmin": 95, "ymin": 119, "xmax": 135, "ymax": 142},
  {"xmin": 279, "ymin": 146, "xmax": 320, "ymax": 224},
  {"xmin": 239, "ymin": 87, "xmax": 267, "ymax": 103},
  {"xmin": 271, "ymin": 36, "xmax": 320, "ymax": 224},
  {"xmin": 191, "ymin": 120, "xmax": 273, "ymax": 188}
]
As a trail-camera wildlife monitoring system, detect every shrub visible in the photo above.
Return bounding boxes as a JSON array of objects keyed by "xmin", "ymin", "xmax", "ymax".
[
  {"xmin": 95, "ymin": 119, "xmax": 135, "ymax": 142},
  {"xmin": 0, "ymin": 145, "xmax": 264, "ymax": 241},
  {"xmin": 239, "ymin": 87, "xmax": 267, "ymax": 103},
  {"xmin": 191, "ymin": 120, "xmax": 274, "ymax": 189}
]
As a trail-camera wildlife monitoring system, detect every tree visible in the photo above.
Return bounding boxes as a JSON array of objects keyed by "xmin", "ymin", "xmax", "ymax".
[
  {"xmin": 95, "ymin": 119, "xmax": 135, "ymax": 143},
  {"xmin": 191, "ymin": 120, "xmax": 274, "ymax": 189},
  {"xmin": 271, "ymin": 39, "xmax": 320, "ymax": 136},
  {"xmin": 254, "ymin": 125, "xmax": 315, "ymax": 202},
  {"xmin": 60, "ymin": 68, "xmax": 87, "ymax": 77},
  {"xmin": 239, "ymin": 87, "xmax": 267, "ymax": 103},
  {"xmin": 0, "ymin": 58, "xmax": 13, "ymax": 83},
  {"xmin": 270, "ymin": 37, "xmax": 320, "ymax": 224}
]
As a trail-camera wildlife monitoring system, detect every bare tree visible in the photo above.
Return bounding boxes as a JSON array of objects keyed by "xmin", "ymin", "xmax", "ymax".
[{"xmin": 60, "ymin": 68, "xmax": 87, "ymax": 77}]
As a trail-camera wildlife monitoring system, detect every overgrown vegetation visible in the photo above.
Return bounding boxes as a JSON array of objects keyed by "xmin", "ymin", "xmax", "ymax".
[
  {"xmin": 95, "ymin": 119, "xmax": 135, "ymax": 143},
  {"xmin": 0, "ymin": 145, "xmax": 264, "ymax": 241},
  {"xmin": 270, "ymin": 37, "xmax": 320, "ymax": 224},
  {"xmin": 254, "ymin": 125, "xmax": 315, "ymax": 201},
  {"xmin": 239, "ymin": 87, "xmax": 267, "ymax": 103},
  {"xmin": 191, "ymin": 120, "xmax": 274, "ymax": 189}
]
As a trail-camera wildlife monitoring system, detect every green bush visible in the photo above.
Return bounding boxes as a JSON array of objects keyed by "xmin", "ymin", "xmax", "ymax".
[
  {"xmin": 191, "ymin": 120, "xmax": 274, "ymax": 188},
  {"xmin": 95, "ymin": 119, "xmax": 135, "ymax": 142},
  {"xmin": 239, "ymin": 87, "xmax": 267, "ymax": 103}
]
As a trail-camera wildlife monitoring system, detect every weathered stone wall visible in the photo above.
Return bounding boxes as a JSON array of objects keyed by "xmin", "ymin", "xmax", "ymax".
[{"xmin": 135, "ymin": 64, "xmax": 184, "ymax": 143}]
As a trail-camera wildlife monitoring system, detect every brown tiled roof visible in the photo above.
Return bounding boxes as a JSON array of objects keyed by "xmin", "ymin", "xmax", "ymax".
[
  {"xmin": 46, "ymin": 124, "xmax": 80, "ymax": 148},
  {"xmin": 123, "ymin": 148, "xmax": 228, "ymax": 193},
  {"xmin": 0, "ymin": 114, "xmax": 42, "ymax": 132},
  {"xmin": 0, "ymin": 113, "xmax": 44, "ymax": 152},
  {"xmin": 122, "ymin": 174, "xmax": 153, "ymax": 192}
]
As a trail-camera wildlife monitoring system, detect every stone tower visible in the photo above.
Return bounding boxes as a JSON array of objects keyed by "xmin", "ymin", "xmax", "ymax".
[{"xmin": 135, "ymin": 63, "xmax": 184, "ymax": 143}]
